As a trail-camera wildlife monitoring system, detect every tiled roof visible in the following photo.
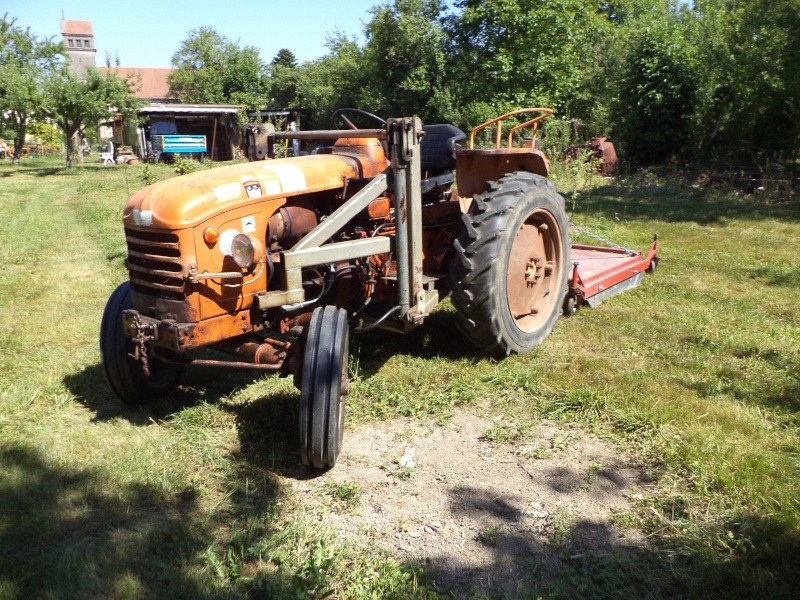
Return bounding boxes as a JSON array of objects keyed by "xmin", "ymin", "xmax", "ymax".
[
  {"xmin": 60, "ymin": 20, "xmax": 93, "ymax": 36},
  {"xmin": 98, "ymin": 67, "xmax": 174, "ymax": 100}
]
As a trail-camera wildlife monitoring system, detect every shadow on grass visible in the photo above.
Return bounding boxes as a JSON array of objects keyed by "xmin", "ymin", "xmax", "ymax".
[
  {"xmin": 351, "ymin": 307, "xmax": 481, "ymax": 378},
  {"xmin": 745, "ymin": 264, "xmax": 800, "ymax": 288},
  {"xmin": 570, "ymin": 182, "xmax": 800, "ymax": 225},
  {"xmin": 222, "ymin": 391, "xmax": 323, "ymax": 482},
  {"xmin": 425, "ymin": 485, "xmax": 800, "ymax": 598},
  {"xmin": 63, "ymin": 307, "xmax": 474, "ymax": 428},
  {"xmin": 0, "ymin": 165, "xmax": 76, "ymax": 178},
  {"xmin": 0, "ymin": 443, "xmax": 218, "ymax": 599},
  {"xmin": 56, "ymin": 355, "xmax": 800, "ymax": 597},
  {"xmin": 54, "ymin": 296, "xmax": 800, "ymax": 597},
  {"xmin": 679, "ymin": 337, "xmax": 800, "ymax": 417},
  {"xmin": 62, "ymin": 355, "xmax": 313, "ymax": 475},
  {"xmin": 0, "ymin": 162, "xmax": 127, "ymax": 178},
  {"xmin": 63, "ymin": 358, "xmax": 266, "ymax": 425},
  {"xmin": 689, "ymin": 378, "xmax": 800, "ymax": 419},
  {"xmin": 5, "ymin": 437, "xmax": 795, "ymax": 598},
  {"xmin": 0, "ymin": 440, "xmax": 299, "ymax": 599},
  {"xmin": 217, "ymin": 310, "xmax": 481, "ymax": 480}
]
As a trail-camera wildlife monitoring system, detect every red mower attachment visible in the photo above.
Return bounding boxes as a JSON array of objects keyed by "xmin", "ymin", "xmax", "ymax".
[{"xmin": 564, "ymin": 233, "xmax": 659, "ymax": 314}]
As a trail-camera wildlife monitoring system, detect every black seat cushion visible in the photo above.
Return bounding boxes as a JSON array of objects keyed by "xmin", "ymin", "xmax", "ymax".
[{"xmin": 420, "ymin": 124, "xmax": 466, "ymax": 173}]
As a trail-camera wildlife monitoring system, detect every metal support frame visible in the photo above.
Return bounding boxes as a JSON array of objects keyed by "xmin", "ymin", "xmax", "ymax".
[
  {"xmin": 387, "ymin": 117, "xmax": 427, "ymax": 322},
  {"xmin": 259, "ymin": 172, "xmax": 391, "ymax": 309},
  {"xmin": 258, "ymin": 120, "xmax": 435, "ymax": 324},
  {"xmin": 291, "ymin": 174, "xmax": 388, "ymax": 252}
]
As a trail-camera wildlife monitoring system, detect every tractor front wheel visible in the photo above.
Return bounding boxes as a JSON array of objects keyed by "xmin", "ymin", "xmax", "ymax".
[
  {"xmin": 452, "ymin": 172, "xmax": 570, "ymax": 357},
  {"xmin": 100, "ymin": 282, "xmax": 184, "ymax": 405},
  {"xmin": 300, "ymin": 305, "xmax": 350, "ymax": 469}
]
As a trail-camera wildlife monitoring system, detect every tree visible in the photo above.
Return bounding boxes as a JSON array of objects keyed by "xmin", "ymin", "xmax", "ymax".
[
  {"xmin": 361, "ymin": 0, "xmax": 450, "ymax": 122},
  {"xmin": 270, "ymin": 1, "xmax": 453, "ymax": 129},
  {"xmin": 271, "ymin": 48, "xmax": 297, "ymax": 69},
  {"xmin": 268, "ymin": 49, "xmax": 300, "ymax": 110},
  {"xmin": 689, "ymin": 0, "xmax": 800, "ymax": 161},
  {"xmin": 612, "ymin": 6, "xmax": 696, "ymax": 164},
  {"xmin": 168, "ymin": 27, "xmax": 269, "ymax": 106},
  {"xmin": 0, "ymin": 14, "xmax": 64, "ymax": 164},
  {"xmin": 46, "ymin": 67, "xmax": 142, "ymax": 167},
  {"xmin": 446, "ymin": 0, "xmax": 610, "ymax": 121},
  {"xmin": 284, "ymin": 35, "xmax": 373, "ymax": 130}
]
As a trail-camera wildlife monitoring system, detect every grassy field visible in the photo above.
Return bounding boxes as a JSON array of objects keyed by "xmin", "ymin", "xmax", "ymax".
[{"xmin": 0, "ymin": 155, "xmax": 798, "ymax": 599}]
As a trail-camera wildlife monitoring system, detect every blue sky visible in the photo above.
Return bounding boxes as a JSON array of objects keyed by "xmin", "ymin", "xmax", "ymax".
[{"xmin": 4, "ymin": 0, "xmax": 385, "ymax": 67}]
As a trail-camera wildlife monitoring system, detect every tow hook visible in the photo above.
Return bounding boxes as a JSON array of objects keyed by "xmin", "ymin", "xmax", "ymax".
[{"xmin": 126, "ymin": 310, "xmax": 157, "ymax": 377}]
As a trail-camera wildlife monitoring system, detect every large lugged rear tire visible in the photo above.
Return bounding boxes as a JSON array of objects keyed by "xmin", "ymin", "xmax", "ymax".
[
  {"xmin": 100, "ymin": 282, "xmax": 184, "ymax": 405},
  {"xmin": 451, "ymin": 172, "xmax": 570, "ymax": 357},
  {"xmin": 299, "ymin": 305, "xmax": 350, "ymax": 469}
]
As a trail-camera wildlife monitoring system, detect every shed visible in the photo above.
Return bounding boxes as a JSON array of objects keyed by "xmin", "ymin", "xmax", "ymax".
[{"xmin": 136, "ymin": 104, "xmax": 241, "ymax": 161}]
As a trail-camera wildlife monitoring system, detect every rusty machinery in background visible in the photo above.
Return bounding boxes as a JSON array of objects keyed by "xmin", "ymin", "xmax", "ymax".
[
  {"xmin": 566, "ymin": 117, "xmax": 620, "ymax": 176},
  {"xmin": 101, "ymin": 108, "xmax": 657, "ymax": 469}
]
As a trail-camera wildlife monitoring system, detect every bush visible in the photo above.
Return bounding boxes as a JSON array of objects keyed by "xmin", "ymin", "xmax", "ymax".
[
  {"xmin": 614, "ymin": 24, "xmax": 697, "ymax": 165},
  {"xmin": 138, "ymin": 165, "xmax": 156, "ymax": 187},
  {"xmin": 172, "ymin": 156, "xmax": 200, "ymax": 175}
]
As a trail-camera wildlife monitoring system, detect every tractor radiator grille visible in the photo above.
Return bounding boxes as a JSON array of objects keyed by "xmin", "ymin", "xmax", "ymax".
[{"xmin": 124, "ymin": 228, "xmax": 185, "ymax": 300}]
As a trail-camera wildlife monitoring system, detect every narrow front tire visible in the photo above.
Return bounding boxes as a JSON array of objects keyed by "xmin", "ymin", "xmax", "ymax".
[{"xmin": 299, "ymin": 305, "xmax": 350, "ymax": 469}]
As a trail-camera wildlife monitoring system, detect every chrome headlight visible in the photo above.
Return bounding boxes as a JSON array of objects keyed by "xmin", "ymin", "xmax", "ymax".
[{"xmin": 230, "ymin": 233, "xmax": 263, "ymax": 269}]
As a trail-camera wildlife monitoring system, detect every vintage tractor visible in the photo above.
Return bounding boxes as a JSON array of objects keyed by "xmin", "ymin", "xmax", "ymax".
[{"xmin": 100, "ymin": 108, "xmax": 658, "ymax": 469}]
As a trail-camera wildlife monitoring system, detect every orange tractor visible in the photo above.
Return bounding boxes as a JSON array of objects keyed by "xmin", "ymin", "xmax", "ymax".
[{"xmin": 101, "ymin": 108, "xmax": 658, "ymax": 468}]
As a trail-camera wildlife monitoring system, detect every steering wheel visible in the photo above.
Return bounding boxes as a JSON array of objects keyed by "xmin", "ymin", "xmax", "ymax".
[{"xmin": 332, "ymin": 108, "xmax": 386, "ymax": 130}]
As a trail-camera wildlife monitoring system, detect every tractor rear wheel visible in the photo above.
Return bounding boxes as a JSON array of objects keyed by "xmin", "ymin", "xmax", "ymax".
[
  {"xmin": 300, "ymin": 305, "xmax": 350, "ymax": 469},
  {"xmin": 451, "ymin": 172, "xmax": 570, "ymax": 357},
  {"xmin": 100, "ymin": 282, "xmax": 184, "ymax": 405}
]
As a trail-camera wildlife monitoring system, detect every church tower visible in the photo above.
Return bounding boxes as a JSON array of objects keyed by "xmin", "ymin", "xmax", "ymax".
[{"xmin": 60, "ymin": 18, "xmax": 96, "ymax": 78}]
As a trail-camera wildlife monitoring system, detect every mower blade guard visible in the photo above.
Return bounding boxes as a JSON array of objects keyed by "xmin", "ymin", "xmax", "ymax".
[{"xmin": 569, "ymin": 238, "xmax": 658, "ymax": 307}]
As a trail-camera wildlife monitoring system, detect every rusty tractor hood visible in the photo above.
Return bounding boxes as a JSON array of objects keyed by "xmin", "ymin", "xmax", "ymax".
[{"xmin": 124, "ymin": 154, "xmax": 361, "ymax": 230}]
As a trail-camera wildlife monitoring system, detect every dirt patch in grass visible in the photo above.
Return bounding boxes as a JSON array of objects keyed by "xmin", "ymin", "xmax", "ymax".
[{"xmin": 290, "ymin": 412, "xmax": 650, "ymax": 596}]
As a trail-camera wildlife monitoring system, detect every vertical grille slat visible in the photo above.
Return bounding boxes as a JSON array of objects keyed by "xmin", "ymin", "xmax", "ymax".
[{"xmin": 124, "ymin": 227, "xmax": 186, "ymax": 300}]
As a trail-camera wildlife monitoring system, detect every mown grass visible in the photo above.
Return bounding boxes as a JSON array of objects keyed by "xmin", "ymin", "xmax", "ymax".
[{"xmin": 0, "ymin": 155, "xmax": 798, "ymax": 598}]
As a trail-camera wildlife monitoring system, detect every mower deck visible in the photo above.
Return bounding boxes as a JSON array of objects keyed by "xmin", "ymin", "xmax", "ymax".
[{"xmin": 569, "ymin": 238, "xmax": 658, "ymax": 307}]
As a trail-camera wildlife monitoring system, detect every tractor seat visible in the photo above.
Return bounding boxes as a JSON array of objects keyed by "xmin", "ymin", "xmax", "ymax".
[{"xmin": 420, "ymin": 124, "xmax": 466, "ymax": 173}]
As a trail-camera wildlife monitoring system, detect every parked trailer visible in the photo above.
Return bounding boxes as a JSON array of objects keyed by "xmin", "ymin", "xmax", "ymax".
[{"xmin": 151, "ymin": 134, "xmax": 207, "ymax": 162}]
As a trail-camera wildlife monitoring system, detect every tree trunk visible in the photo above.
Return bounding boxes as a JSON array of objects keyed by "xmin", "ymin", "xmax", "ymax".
[
  {"xmin": 65, "ymin": 135, "xmax": 75, "ymax": 168},
  {"xmin": 12, "ymin": 123, "xmax": 26, "ymax": 166}
]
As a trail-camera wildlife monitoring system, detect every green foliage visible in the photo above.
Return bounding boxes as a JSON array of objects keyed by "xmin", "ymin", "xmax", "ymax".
[
  {"xmin": 271, "ymin": 48, "xmax": 298, "ymax": 69},
  {"xmin": 477, "ymin": 525, "xmax": 500, "ymax": 547},
  {"xmin": 265, "ymin": 1, "xmax": 456, "ymax": 128},
  {"xmin": 321, "ymin": 480, "xmax": 361, "ymax": 510},
  {"xmin": 689, "ymin": 0, "xmax": 800, "ymax": 161},
  {"xmin": 156, "ymin": 0, "xmax": 799, "ymax": 165},
  {"xmin": 268, "ymin": 49, "xmax": 300, "ymax": 110},
  {"xmin": 269, "ymin": 62, "xmax": 300, "ymax": 111},
  {"xmin": 361, "ymin": 0, "xmax": 450, "ymax": 122},
  {"xmin": 172, "ymin": 155, "xmax": 200, "ymax": 175},
  {"xmin": 279, "ymin": 35, "xmax": 373, "ymax": 130},
  {"xmin": 45, "ymin": 67, "xmax": 143, "ymax": 168},
  {"xmin": 446, "ymin": 0, "xmax": 610, "ymax": 115},
  {"xmin": 138, "ymin": 164, "xmax": 156, "ymax": 186},
  {"xmin": 541, "ymin": 118, "xmax": 577, "ymax": 160},
  {"xmin": 614, "ymin": 19, "xmax": 697, "ymax": 163},
  {"xmin": 0, "ymin": 15, "xmax": 65, "ymax": 163},
  {"xmin": 168, "ymin": 26, "xmax": 269, "ymax": 106},
  {"xmin": 25, "ymin": 121, "xmax": 61, "ymax": 147}
]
